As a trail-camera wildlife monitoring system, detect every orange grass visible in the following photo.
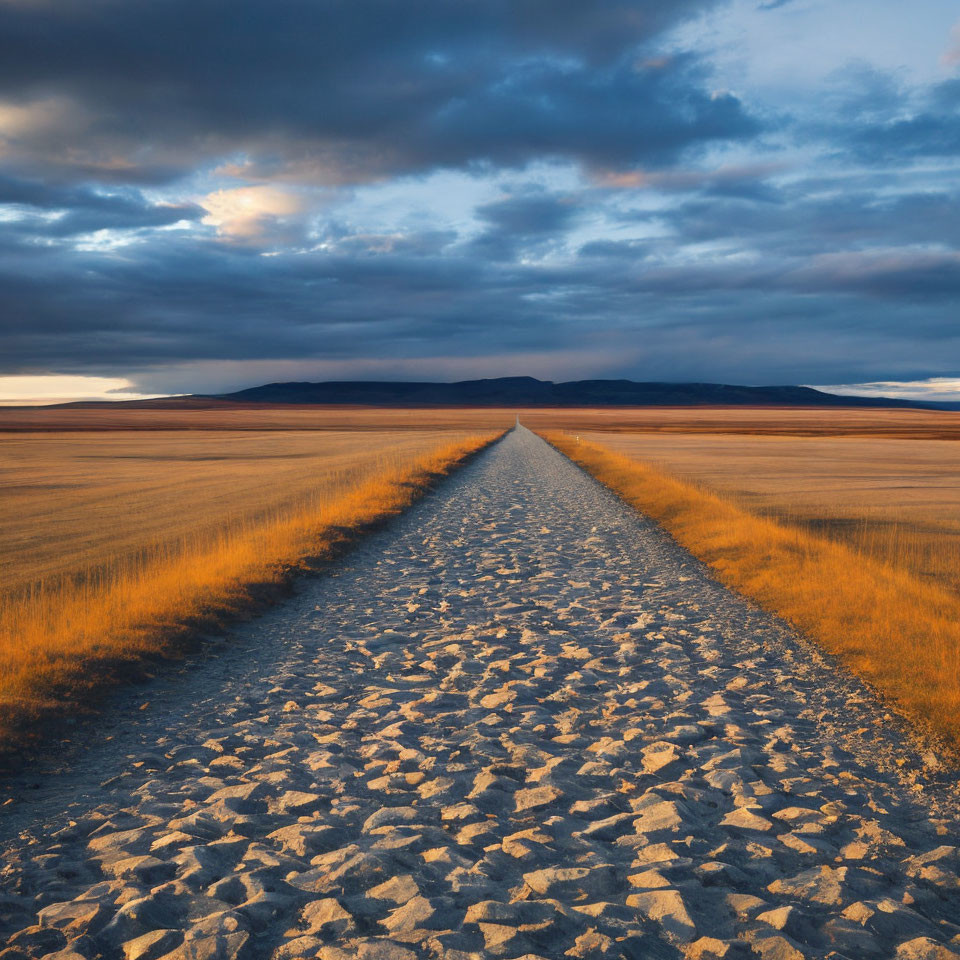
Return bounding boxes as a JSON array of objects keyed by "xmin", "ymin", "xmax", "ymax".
[
  {"xmin": 579, "ymin": 431, "xmax": 960, "ymax": 597},
  {"xmin": 0, "ymin": 432, "xmax": 498, "ymax": 741},
  {"xmin": 544, "ymin": 432, "xmax": 960, "ymax": 750},
  {"xmin": 1, "ymin": 428, "xmax": 503, "ymax": 596}
]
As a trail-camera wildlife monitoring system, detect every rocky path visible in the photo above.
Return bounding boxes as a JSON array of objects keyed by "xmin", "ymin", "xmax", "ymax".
[{"xmin": 2, "ymin": 426, "xmax": 960, "ymax": 960}]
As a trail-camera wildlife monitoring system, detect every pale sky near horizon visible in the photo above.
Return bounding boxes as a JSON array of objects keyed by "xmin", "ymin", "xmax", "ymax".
[{"xmin": 0, "ymin": 0, "xmax": 958, "ymax": 402}]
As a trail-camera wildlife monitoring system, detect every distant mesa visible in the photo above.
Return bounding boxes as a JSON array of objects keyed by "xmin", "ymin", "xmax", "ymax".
[
  {"xmin": 50, "ymin": 376, "xmax": 958, "ymax": 409},
  {"xmin": 205, "ymin": 377, "xmax": 934, "ymax": 408}
]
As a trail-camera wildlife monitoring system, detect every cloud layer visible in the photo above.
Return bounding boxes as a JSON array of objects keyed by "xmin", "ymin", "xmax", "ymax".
[{"xmin": 0, "ymin": 0, "xmax": 957, "ymax": 393}]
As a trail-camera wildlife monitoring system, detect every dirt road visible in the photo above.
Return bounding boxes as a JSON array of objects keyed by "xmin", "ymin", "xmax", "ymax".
[{"xmin": 2, "ymin": 427, "xmax": 959, "ymax": 959}]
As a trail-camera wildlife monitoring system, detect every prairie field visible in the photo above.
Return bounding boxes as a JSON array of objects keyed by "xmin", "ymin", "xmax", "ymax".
[
  {"xmin": 540, "ymin": 407, "xmax": 960, "ymax": 748},
  {"xmin": 0, "ymin": 408, "xmax": 509, "ymax": 742},
  {"xmin": 0, "ymin": 404, "xmax": 519, "ymax": 433},
  {"xmin": 521, "ymin": 405, "xmax": 960, "ymax": 440},
  {"xmin": 1, "ymin": 428, "xmax": 489, "ymax": 596},
  {"xmin": 576, "ymin": 431, "xmax": 960, "ymax": 596}
]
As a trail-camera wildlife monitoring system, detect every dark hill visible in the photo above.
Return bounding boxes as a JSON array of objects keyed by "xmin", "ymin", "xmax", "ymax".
[{"xmin": 211, "ymin": 377, "xmax": 921, "ymax": 408}]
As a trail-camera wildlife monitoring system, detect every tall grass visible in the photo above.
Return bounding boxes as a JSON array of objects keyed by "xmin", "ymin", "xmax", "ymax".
[
  {"xmin": 756, "ymin": 510, "xmax": 960, "ymax": 598},
  {"xmin": 545, "ymin": 432, "xmax": 960, "ymax": 751},
  {"xmin": 0, "ymin": 434, "xmax": 497, "ymax": 742}
]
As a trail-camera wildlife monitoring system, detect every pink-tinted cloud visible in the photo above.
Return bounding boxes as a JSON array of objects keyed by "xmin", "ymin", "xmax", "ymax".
[{"xmin": 942, "ymin": 20, "xmax": 960, "ymax": 67}]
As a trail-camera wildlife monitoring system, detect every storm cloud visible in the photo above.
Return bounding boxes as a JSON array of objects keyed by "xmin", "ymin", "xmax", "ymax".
[{"xmin": 0, "ymin": 0, "xmax": 957, "ymax": 395}]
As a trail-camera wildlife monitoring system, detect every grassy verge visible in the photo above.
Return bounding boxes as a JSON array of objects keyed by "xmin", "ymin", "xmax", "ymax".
[
  {"xmin": 544, "ymin": 431, "xmax": 960, "ymax": 752},
  {"xmin": 0, "ymin": 432, "xmax": 500, "ymax": 747}
]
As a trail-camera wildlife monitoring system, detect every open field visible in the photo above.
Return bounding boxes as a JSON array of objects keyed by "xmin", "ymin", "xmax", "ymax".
[
  {"xmin": 7, "ymin": 403, "xmax": 960, "ymax": 438},
  {"xmin": 521, "ymin": 404, "xmax": 960, "ymax": 439},
  {"xmin": 0, "ymin": 405, "xmax": 518, "ymax": 433},
  {"xmin": 0, "ymin": 410, "xmax": 508, "ymax": 742},
  {"xmin": 576, "ymin": 431, "xmax": 960, "ymax": 596},
  {"xmin": 544, "ymin": 428, "xmax": 960, "ymax": 749},
  {"xmin": 1, "ymin": 429, "xmax": 503, "ymax": 597}
]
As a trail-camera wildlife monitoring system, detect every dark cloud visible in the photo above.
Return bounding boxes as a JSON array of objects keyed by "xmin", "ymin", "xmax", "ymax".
[
  {"xmin": 821, "ymin": 68, "xmax": 960, "ymax": 165},
  {"xmin": 2, "ymin": 202, "xmax": 958, "ymax": 388},
  {"xmin": 577, "ymin": 238, "xmax": 651, "ymax": 259},
  {"xmin": 606, "ymin": 171, "xmax": 960, "ymax": 260},
  {"xmin": 468, "ymin": 189, "xmax": 583, "ymax": 260},
  {"xmin": 0, "ymin": 0, "xmax": 956, "ymax": 392},
  {"xmin": 0, "ymin": 175, "xmax": 203, "ymax": 236},
  {"xmin": 0, "ymin": 0, "xmax": 754, "ymax": 184}
]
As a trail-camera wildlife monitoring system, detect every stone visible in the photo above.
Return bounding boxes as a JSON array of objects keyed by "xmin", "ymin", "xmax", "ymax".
[
  {"xmin": 272, "ymin": 791, "xmax": 321, "ymax": 815},
  {"xmin": 361, "ymin": 807, "xmax": 421, "ymax": 833},
  {"xmin": 37, "ymin": 900, "xmax": 108, "ymax": 936},
  {"xmin": 901, "ymin": 847, "xmax": 960, "ymax": 890},
  {"xmin": 725, "ymin": 894, "xmax": 768, "ymax": 919},
  {"xmin": 381, "ymin": 895, "xmax": 435, "ymax": 934},
  {"xmin": 205, "ymin": 782, "xmax": 267, "ymax": 811},
  {"xmin": 523, "ymin": 865, "xmax": 616, "ymax": 899},
  {"xmin": 36, "ymin": 947, "xmax": 93, "ymax": 960},
  {"xmin": 98, "ymin": 893, "xmax": 181, "ymax": 947},
  {"xmin": 514, "ymin": 785, "xmax": 563, "ymax": 812},
  {"xmin": 627, "ymin": 868, "xmax": 671, "ymax": 889},
  {"xmin": 300, "ymin": 899, "xmax": 355, "ymax": 938},
  {"xmin": 121, "ymin": 929, "xmax": 182, "ymax": 960},
  {"xmin": 628, "ymin": 889, "xmax": 696, "ymax": 943},
  {"xmin": 272, "ymin": 936, "xmax": 324, "ymax": 959},
  {"xmin": 464, "ymin": 901, "xmax": 517, "ymax": 924},
  {"xmin": 178, "ymin": 911, "xmax": 250, "ymax": 958},
  {"xmin": 756, "ymin": 906, "xmax": 807, "ymax": 938},
  {"xmin": 768, "ymin": 865, "xmax": 847, "ymax": 905},
  {"xmin": 633, "ymin": 800, "xmax": 683, "ymax": 835},
  {"xmin": 477, "ymin": 921, "xmax": 522, "ymax": 951},
  {"xmin": 367, "ymin": 875, "xmax": 419, "ymax": 904},
  {"xmin": 440, "ymin": 803, "xmax": 480, "ymax": 822},
  {"xmin": 290, "ymin": 849, "xmax": 393, "ymax": 894},
  {"xmin": 896, "ymin": 939, "xmax": 960, "ymax": 960},
  {"xmin": 820, "ymin": 917, "xmax": 883, "ymax": 956},
  {"xmin": 7, "ymin": 926, "xmax": 67, "ymax": 955},
  {"xmin": 687, "ymin": 938, "xmax": 753, "ymax": 959},
  {"xmin": 641, "ymin": 742, "xmax": 681, "ymax": 775},
  {"xmin": 842, "ymin": 899, "xmax": 938, "ymax": 942},
  {"xmin": 87, "ymin": 829, "xmax": 151, "ymax": 857},
  {"xmin": 101, "ymin": 855, "xmax": 175, "ymax": 884},
  {"xmin": 582, "ymin": 813, "xmax": 635, "ymax": 842},
  {"xmin": 502, "ymin": 827, "xmax": 552, "ymax": 858},
  {"xmin": 266, "ymin": 823, "xmax": 336, "ymax": 857},
  {"xmin": 355, "ymin": 940, "xmax": 418, "ymax": 960},
  {"xmin": 565, "ymin": 929, "xmax": 617, "ymax": 956},
  {"xmin": 749, "ymin": 935, "xmax": 806, "ymax": 960},
  {"xmin": 720, "ymin": 807, "xmax": 773, "ymax": 832}
]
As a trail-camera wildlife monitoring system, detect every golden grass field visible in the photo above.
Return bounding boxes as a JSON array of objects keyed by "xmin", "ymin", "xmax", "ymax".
[
  {"xmin": 576, "ymin": 431, "xmax": 960, "ymax": 597},
  {"xmin": 541, "ymin": 409, "xmax": 960, "ymax": 750},
  {"xmin": 522, "ymin": 405, "xmax": 960, "ymax": 440},
  {"xmin": 0, "ymin": 408, "xmax": 510, "ymax": 744}
]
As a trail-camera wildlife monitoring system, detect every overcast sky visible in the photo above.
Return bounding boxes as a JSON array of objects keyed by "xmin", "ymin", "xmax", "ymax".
[{"xmin": 0, "ymin": 0, "xmax": 958, "ymax": 401}]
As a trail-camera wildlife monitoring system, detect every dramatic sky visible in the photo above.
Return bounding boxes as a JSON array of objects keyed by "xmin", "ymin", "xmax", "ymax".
[{"xmin": 0, "ymin": 0, "xmax": 958, "ymax": 401}]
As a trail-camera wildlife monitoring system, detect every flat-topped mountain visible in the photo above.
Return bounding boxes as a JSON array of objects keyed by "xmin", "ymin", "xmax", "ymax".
[{"xmin": 210, "ymin": 376, "xmax": 922, "ymax": 408}]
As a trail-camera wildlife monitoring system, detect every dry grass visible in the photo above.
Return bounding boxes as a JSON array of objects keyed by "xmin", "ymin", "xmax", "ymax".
[
  {"xmin": 545, "ymin": 431, "xmax": 960, "ymax": 751},
  {"xmin": 521, "ymin": 405, "xmax": 960, "ymax": 440},
  {"xmin": 0, "ymin": 422, "xmax": 502, "ymax": 743},
  {"xmin": 580, "ymin": 432, "xmax": 960, "ymax": 597},
  {"xmin": 1, "ymin": 429, "xmax": 496, "ymax": 596},
  {"xmin": 0, "ymin": 405, "xmax": 519, "ymax": 433},
  {"xmin": 8, "ymin": 404, "xmax": 960, "ymax": 438}
]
